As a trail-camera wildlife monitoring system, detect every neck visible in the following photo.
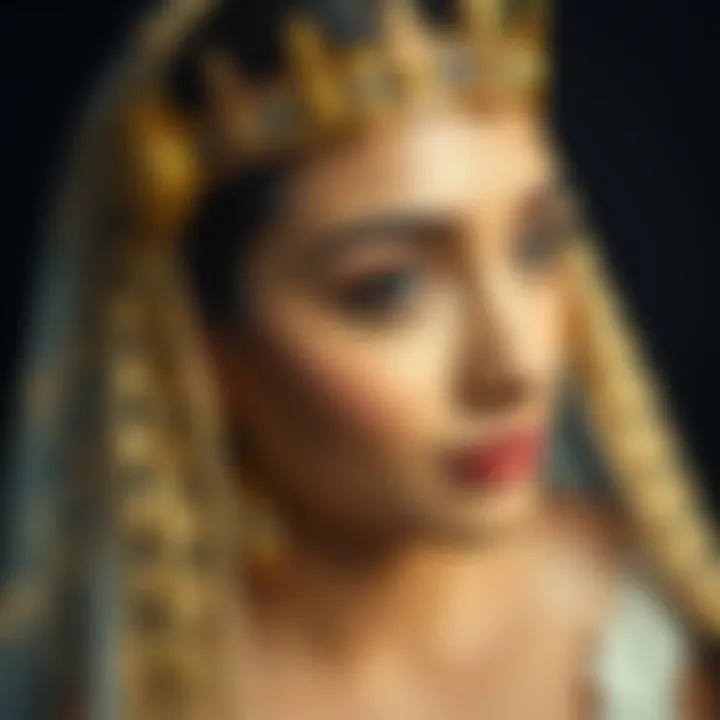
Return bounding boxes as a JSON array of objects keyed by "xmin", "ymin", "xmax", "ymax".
[{"xmin": 242, "ymin": 519, "xmax": 540, "ymax": 666}]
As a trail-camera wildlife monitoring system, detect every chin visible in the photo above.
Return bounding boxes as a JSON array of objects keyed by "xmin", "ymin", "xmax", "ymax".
[{"xmin": 421, "ymin": 483, "xmax": 541, "ymax": 548}]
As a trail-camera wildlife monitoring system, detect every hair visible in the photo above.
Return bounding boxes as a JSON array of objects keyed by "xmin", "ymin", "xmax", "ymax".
[{"xmin": 168, "ymin": 0, "xmax": 457, "ymax": 328}]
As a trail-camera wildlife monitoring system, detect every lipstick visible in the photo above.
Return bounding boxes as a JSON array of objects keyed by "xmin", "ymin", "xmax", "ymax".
[{"xmin": 448, "ymin": 427, "xmax": 545, "ymax": 490}]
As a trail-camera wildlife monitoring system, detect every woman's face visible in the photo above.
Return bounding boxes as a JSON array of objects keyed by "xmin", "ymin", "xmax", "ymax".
[{"xmin": 217, "ymin": 106, "xmax": 572, "ymax": 548}]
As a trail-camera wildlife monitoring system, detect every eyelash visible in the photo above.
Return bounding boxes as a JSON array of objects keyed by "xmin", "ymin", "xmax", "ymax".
[
  {"xmin": 515, "ymin": 225, "xmax": 568, "ymax": 269},
  {"xmin": 333, "ymin": 267, "xmax": 423, "ymax": 317}
]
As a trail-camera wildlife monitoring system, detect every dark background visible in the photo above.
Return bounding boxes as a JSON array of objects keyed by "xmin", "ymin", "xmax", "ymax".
[{"xmin": 2, "ymin": 0, "xmax": 719, "ymax": 518}]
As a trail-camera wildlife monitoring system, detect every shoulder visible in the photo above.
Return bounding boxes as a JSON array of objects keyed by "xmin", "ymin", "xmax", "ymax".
[
  {"xmin": 536, "ymin": 493, "xmax": 718, "ymax": 717},
  {"xmin": 539, "ymin": 494, "xmax": 710, "ymax": 715}
]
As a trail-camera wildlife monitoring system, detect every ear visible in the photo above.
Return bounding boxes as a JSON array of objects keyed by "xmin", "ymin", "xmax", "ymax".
[{"xmin": 200, "ymin": 323, "xmax": 255, "ymax": 428}]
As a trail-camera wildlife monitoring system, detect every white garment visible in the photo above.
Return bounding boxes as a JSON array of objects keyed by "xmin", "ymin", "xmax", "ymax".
[{"xmin": 594, "ymin": 569, "xmax": 688, "ymax": 720}]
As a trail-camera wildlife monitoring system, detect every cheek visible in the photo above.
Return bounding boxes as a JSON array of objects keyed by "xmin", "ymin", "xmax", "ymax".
[
  {"xmin": 527, "ymin": 280, "xmax": 569, "ymax": 385},
  {"xmin": 497, "ymin": 270, "xmax": 568, "ymax": 401},
  {"xmin": 253, "ymin": 301, "xmax": 458, "ymax": 451}
]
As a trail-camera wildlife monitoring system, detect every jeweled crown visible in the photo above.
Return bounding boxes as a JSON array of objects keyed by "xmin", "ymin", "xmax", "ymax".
[
  {"xmin": 194, "ymin": 0, "xmax": 550, "ymax": 178},
  {"xmin": 120, "ymin": 0, "xmax": 550, "ymax": 237}
]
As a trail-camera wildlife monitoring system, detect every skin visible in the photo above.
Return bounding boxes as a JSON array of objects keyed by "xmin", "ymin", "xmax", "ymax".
[
  {"xmin": 197, "ymin": 105, "xmax": 714, "ymax": 718},
  {"xmin": 216, "ymin": 105, "xmax": 570, "ymax": 549}
]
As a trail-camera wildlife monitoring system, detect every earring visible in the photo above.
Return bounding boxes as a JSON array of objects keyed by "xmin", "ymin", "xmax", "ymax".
[{"xmin": 237, "ymin": 482, "xmax": 288, "ymax": 580}]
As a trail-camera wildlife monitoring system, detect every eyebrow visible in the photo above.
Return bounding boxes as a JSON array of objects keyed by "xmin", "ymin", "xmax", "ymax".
[
  {"xmin": 528, "ymin": 175, "xmax": 562, "ymax": 203},
  {"xmin": 299, "ymin": 211, "xmax": 446, "ymax": 270},
  {"xmin": 518, "ymin": 179, "xmax": 570, "ymax": 221}
]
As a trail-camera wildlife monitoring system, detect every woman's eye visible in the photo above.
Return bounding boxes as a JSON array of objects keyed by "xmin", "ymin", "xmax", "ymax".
[
  {"xmin": 333, "ymin": 269, "xmax": 423, "ymax": 316},
  {"xmin": 516, "ymin": 228, "xmax": 565, "ymax": 270}
]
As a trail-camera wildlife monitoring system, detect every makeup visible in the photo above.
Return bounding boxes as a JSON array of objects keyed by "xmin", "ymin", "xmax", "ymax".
[{"xmin": 447, "ymin": 426, "xmax": 545, "ymax": 490}]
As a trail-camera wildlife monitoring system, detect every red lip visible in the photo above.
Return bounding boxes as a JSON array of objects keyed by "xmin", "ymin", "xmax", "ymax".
[{"xmin": 448, "ymin": 427, "xmax": 545, "ymax": 490}]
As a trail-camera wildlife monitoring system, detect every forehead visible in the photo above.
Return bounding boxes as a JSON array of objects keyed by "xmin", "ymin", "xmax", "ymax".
[{"xmin": 282, "ymin": 106, "xmax": 554, "ymax": 228}]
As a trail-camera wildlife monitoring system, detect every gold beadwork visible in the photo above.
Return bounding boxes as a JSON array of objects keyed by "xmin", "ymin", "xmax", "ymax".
[
  {"xmin": 340, "ymin": 45, "xmax": 401, "ymax": 129},
  {"xmin": 115, "ymin": 425, "xmax": 155, "ymax": 465},
  {"xmin": 118, "ymin": 100, "xmax": 201, "ymax": 242},
  {"xmin": 381, "ymin": 0, "xmax": 439, "ymax": 101},
  {"xmin": 285, "ymin": 15, "xmax": 348, "ymax": 130},
  {"xmin": 570, "ymin": 239, "xmax": 720, "ymax": 636},
  {"xmin": 137, "ymin": 0, "xmax": 217, "ymax": 64},
  {"xmin": 113, "ymin": 355, "xmax": 152, "ymax": 395},
  {"xmin": 460, "ymin": 0, "xmax": 502, "ymax": 48}
]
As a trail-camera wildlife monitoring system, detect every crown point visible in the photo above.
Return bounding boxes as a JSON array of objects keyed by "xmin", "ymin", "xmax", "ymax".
[
  {"xmin": 381, "ymin": 0, "xmax": 438, "ymax": 100},
  {"xmin": 284, "ymin": 14, "xmax": 347, "ymax": 130},
  {"xmin": 459, "ymin": 0, "xmax": 502, "ymax": 42}
]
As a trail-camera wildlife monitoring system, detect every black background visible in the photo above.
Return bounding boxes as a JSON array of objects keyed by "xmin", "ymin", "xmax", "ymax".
[{"xmin": 2, "ymin": 0, "xmax": 719, "ymax": 519}]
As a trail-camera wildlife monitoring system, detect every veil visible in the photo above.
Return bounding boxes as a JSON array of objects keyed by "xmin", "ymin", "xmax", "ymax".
[{"xmin": 1, "ymin": 1, "xmax": 718, "ymax": 718}]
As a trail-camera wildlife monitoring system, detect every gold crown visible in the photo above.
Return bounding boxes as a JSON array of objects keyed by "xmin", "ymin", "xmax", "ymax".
[
  {"xmin": 119, "ymin": 0, "xmax": 550, "ymax": 237},
  {"xmin": 201, "ymin": 0, "xmax": 550, "ymax": 176}
]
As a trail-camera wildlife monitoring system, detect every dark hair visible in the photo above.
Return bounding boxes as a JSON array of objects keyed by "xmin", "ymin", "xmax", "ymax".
[{"xmin": 170, "ymin": 0, "xmax": 454, "ymax": 327}]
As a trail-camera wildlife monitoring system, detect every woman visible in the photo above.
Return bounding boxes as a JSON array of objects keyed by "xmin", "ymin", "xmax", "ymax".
[{"xmin": 1, "ymin": 0, "xmax": 718, "ymax": 717}]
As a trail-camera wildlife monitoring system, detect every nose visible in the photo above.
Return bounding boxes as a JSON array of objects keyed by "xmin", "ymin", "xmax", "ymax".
[{"xmin": 455, "ymin": 266, "xmax": 535, "ymax": 413}]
